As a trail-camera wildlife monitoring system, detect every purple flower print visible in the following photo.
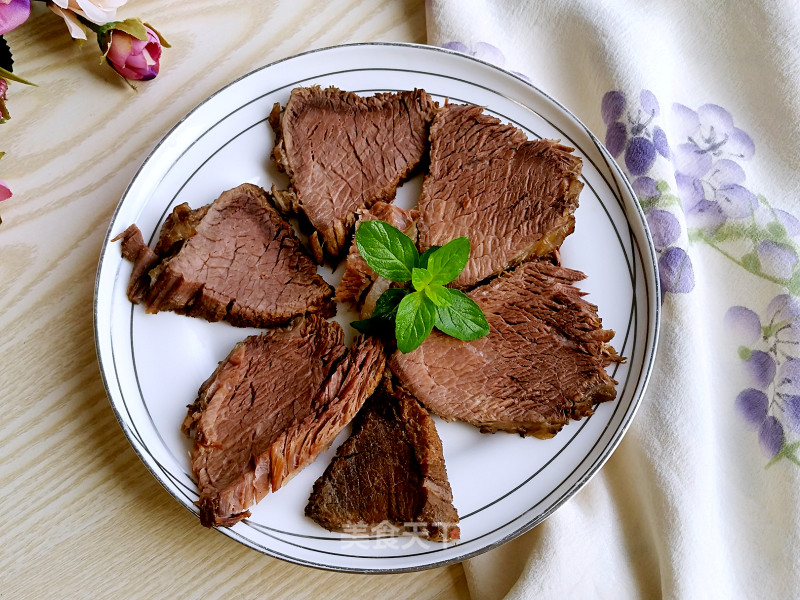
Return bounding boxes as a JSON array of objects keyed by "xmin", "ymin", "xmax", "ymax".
[
  {"xmin": 778, "ymin": 359, "xmax": 800, "ymax": 432},
  {"xmin": 602, "ymin": 90, "xmax": 667, "ymax": 175},
  {"xmin": 767, "ymin": 294, "xmax": 800, "ymax": 348},
  {"xmin": 625, "ymin": 136, "xmax": 657, "ymax": 176},
  {"xmin": 646, "ymin": 209, "xmax": 681, "ymax": 250},
  {"xmin": 632, "ymin": 176, "xmax": 660, "ymax": 201},
  {"xmin": 774, "ymin": 209, "xmax": 800, "ymax": 238},
  {"xmin": 758, "ymin": 242, "xmax": 799, "ymax": 280},
  {"xmin": 744, "ymin": 350, "xmax": 777, "ymax": 390},
  {"xmin": 735, "ymin": 389, "xmax": 784, "ymax": 457},
  {"xmin": 601, "ymin": 89, "xmax": 695, "ymax": 299},
  {"xmin": 653, "ymin": 126, "xmax": 670, "ymax": 158},
  {"xmin": 705, "ymin": 160, "xmax": 758, "ymax": 218},
  {"xmin": 443, "ymin": 41, "xmax": 506, "ymax": 66},
  {"xmin": 672, "ymin": 103, "xmax": 756, "ymax": 231},
  {"xmin": 672, "ymin": 103, "xmax": 755, "ymax": 171},
  {"xmin": 760, "ymin": 417, "xmax": 785, "ymax": 457},
  {"xmin": 601, "ymin": 90, "xmax": 625, "ymax": 124},
  {"xmin": 727, "ymin": 296, "xmax": 800, "ymax": 462},
  {"xmin": 724, "ymin": 305, "xmax": 762, "ymax": 345},
  {"xmin": 441, "ymin": 41, "xmax": 531, "ymax": 82},
  {"xmin": 736, "ymin": 389, "xmax": 768, "ymax": 428},
  {"xmin": 605, "ymin": 121, "xmax": 627, "ymax": 157},
  {"xmin": 658, "ymin": 247, "xmax": 695, "ymax": 295}
]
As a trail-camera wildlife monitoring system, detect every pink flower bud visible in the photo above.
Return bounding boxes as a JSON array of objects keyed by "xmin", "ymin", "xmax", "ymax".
[
  {"xmin": 100, "ymin": 25, "xmax": 163, "ymax": 81},
  {"xmin": 0, "ymin": 0, "xmax": 30, "ymax": 35},
  {"xmin": 0, "ymin": 180, "xmax": 11, "ymax": 202}
]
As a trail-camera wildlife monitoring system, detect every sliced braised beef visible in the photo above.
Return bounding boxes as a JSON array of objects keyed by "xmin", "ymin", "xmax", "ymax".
[
  {"xmin": 335, "ymin": 201, "xmax": 420, "ymax": 317},
  {"xmin": 305, "ymin": 379, "xmax": 459, "ymax": 542},
  {"xmin": 417, "ymin": 103, "xmax": 584, "ymax": 288},
  {"xmin": 390, "ymin": 260, "xmax": 622, "ymax": 438},
  {"xmin": 183, "ymin": 316, "xmax": 385, "ymax": 527},
  {"xmin": 270, "ymin": 86, "xmax": 437, "ymax": 263},
  {"xmin": 115, "ymin": 224, "xmax": 159, "ymax": 304},
  {"xmin": 114, "ymin": 183, "xmax": 335, "ymax": 328}
]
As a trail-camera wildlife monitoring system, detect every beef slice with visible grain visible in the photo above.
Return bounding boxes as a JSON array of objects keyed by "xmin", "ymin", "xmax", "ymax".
[
  {"xmin": 270, "ymin": 86, "xmax": 437, "ymax": 263},
  {"xmin": 305, "ymin": 380, "xmax": 459, "ymax": 542},
  {"xmin": 417, "ymin": 103, "xmax": 583, "ymax": 288},
  {"xmin": 115, "ymin": 183, "xmax": 334, "ymax": 328},
  {"xmin": 183, "ymin": 316, "xmax": 385, "ymax": 527},
  {"xmin": 390, "ymin": 260, "xmax": 622, "ymax": 438}
]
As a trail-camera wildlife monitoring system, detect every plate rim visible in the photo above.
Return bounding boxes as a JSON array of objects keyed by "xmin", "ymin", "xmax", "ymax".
[{"xmin": 93, "ymin": 41, "xmax": 661, "ymax": 573}]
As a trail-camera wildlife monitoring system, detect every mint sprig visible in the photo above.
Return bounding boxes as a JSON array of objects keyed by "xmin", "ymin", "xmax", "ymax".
[{"xmin": 352, "ymin": 220, "xmax": 490, "ymax": 353}]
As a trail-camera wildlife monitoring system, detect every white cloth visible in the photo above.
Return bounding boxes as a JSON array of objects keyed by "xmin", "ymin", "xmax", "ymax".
[{"xmin": 426, "ymin": 1, "xmax": 800, "ymax": 598}]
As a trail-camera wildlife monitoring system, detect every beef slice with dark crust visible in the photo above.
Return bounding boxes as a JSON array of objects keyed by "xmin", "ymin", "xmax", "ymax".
[
  {"xmin": 335, "ymin": 201, "xmax": 420, "ymax": 317},
  {"xmin": 183, "ymin": 316, "xmax": 385, "ymax": 527},
  {"xmin": 270, "ymin": 86, "xmax": 437, "ymax": 263},
  {"xmin": 115, "ymin": 183, "xmax": 335, "ymax": 328},
  {"xmin": 389, "ymin": 260, "xmax": 623, "ymax": 439},
  {"xmin": 305, "ymin": 379, "xmax": 459, "ymax": 542},
  {"xmin": 417, "ymin": 103, "xmax": 584, "ymax": 289}
]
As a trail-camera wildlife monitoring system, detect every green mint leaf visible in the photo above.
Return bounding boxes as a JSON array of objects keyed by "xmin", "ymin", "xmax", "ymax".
[
  {"xmin": 424, "ymin": 283, "xmax": 453, "ymax": 307},
  {"xmin": 372, "ymin": 288, "xmax": 407, "ymax": 319},
  {"xmin": 350, "ymin": 318, "xmax": 381, "ymax": 334},
  {"xmin": 349, "ymin": 288, "xmax": 407, "ymax": 335},
  {"xmin": 395, "ymin": 291, "xmax": 436, "ymax": 353},
  {"xmin": 435, "ymin": 288, "xmax": 490, "ymax": 341},
  {"xmin": 426, "ymin": 237, "xmax": 470, "ymax": 285},
  {"xmin": 418, "ymin": 246, "xmax": 441, "ymax": 269},
  {"xmin": 411, "ymin": 267, "xmax": 433, "ymax": 291},
  {"xmin": 355, "ymin": 220, "xmax": 419, "ymax": 282}
]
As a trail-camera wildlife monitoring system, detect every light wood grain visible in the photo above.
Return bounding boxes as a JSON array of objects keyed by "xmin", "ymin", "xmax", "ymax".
[{"xmin": 0, "ymin": 1, "xmax": 470, "ymax": 598}]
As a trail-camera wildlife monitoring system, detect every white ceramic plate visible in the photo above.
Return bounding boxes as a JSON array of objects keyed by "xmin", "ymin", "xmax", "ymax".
[{"xmin": 94, "ymin": 43, "xmax": 660, "ymax": 573}]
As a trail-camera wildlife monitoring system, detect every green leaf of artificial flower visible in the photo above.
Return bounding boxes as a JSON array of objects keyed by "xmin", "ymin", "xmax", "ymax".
[
  {"xmin": 355, "ymin": 220, "xmax": 419, "ymax": 282},
  {"xmin": 434, "ymin": 288, "xmax": 490, "ymax": 341},
  {"xmin": 143, "ymin": 22, "xmax": 171, "ymax": 48},
  {"xmin": 0, "ymin": 66, "xmax": 35, "ymax": 86},
  {"xmin": 395, "ymin": 291, "xmax": 436, "ymax": 353},
  {"xmin": 98, "ymin": 18, "xmax": 149, "ymax": 43}
]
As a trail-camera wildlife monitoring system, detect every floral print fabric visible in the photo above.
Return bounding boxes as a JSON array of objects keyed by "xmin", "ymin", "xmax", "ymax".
[{"xmin": 426, "ymin": 2, "xmax": 800, "ymax": 597}]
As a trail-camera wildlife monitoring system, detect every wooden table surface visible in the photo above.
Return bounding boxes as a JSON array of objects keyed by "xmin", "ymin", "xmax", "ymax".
[{"xmin": 0, "ymin": 1, "xmax": 469, "ymax": 597}]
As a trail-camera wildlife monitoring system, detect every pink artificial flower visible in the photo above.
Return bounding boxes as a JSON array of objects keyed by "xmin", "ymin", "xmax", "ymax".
[
  {"xmin": 49, "ymin": 0, "xmax": 127, "ymax": 39},
  {"xmin": 0, "ymin": 180, "xmax": 11, "ymax": 201},
  {"xmin": 0, "ymin": 0, "xmax": 31, "ymax": 35},
  {"xmin": 101, "ymin": 25, "xmax": 163, "ymax": 81},
  {"xmin": 51, "ymin": 0, "xmax": 126, "ymax": 24},
  {"xmin": 48, "ymin": 3, "xmax": 87, "ymax": 39}
]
